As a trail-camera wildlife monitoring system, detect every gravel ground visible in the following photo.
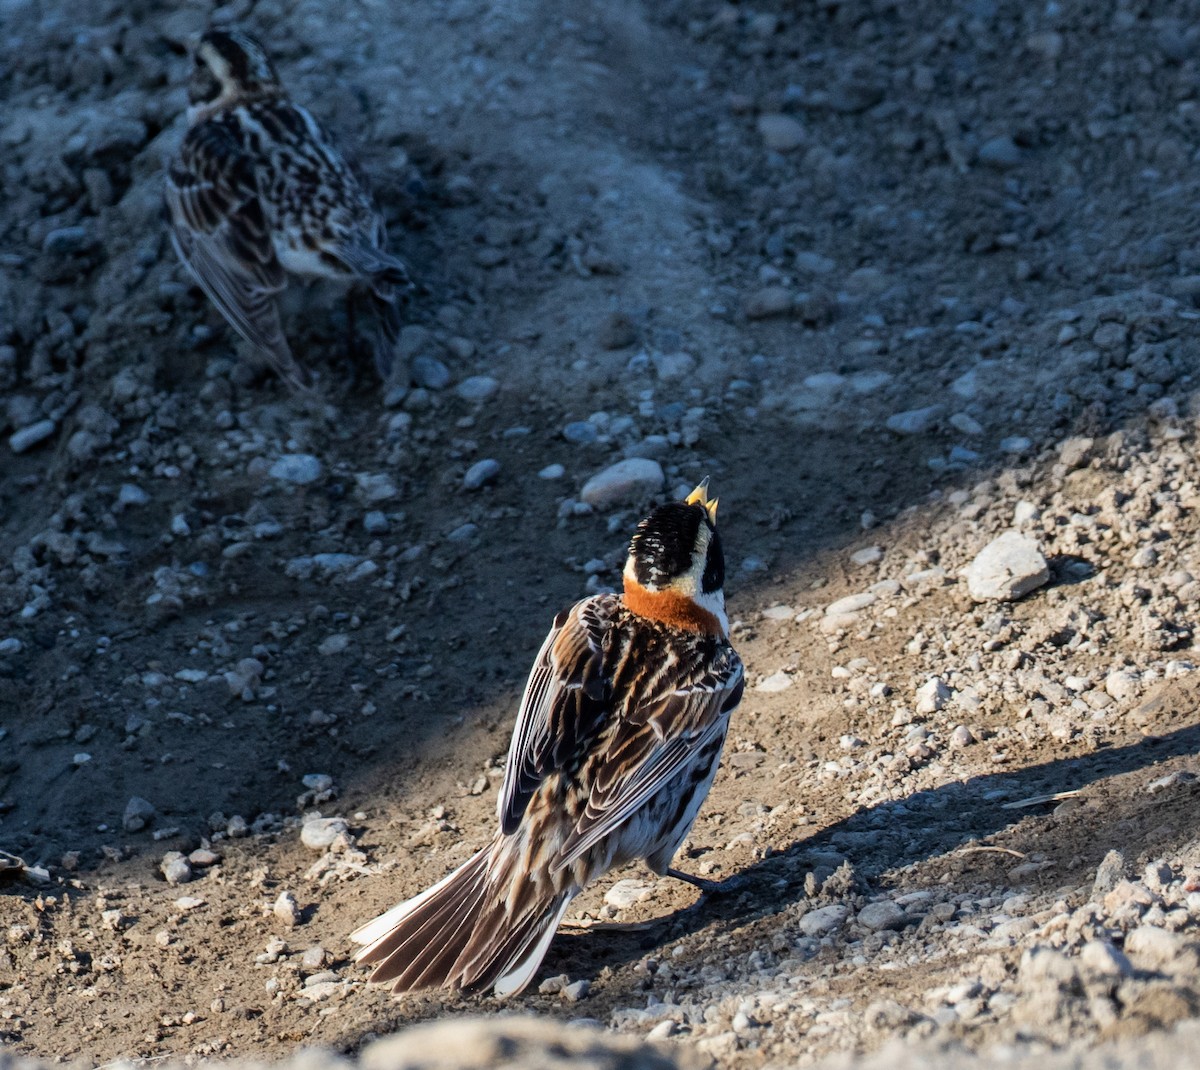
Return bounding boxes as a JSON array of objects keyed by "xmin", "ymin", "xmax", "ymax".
[{"xmin": 3, "ymin": 0, "xmax": 1200, "ymax": 1066}]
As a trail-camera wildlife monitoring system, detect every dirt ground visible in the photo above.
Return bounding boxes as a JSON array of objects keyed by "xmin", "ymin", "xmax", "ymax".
[{"xmin": 3, "ymin": 0, "xmax": 1200, "ymax": 1065}]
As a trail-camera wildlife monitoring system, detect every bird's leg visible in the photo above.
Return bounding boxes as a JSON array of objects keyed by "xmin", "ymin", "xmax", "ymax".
[{"xmin": 666, "ymin": 867, "xmax": 748, "ymax": 897}]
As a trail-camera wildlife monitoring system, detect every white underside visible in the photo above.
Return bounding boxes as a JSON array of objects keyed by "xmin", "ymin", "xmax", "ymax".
[{"xmin": 275, "ymin": 241, "xmax": 350, "ymax": 281}]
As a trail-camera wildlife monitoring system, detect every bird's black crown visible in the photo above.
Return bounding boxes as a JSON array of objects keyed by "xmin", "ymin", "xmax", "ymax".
[
  {"xmin": 629, "ymin": 501, "xmax": 724, "ymax": 594},
  {"xmin": 192, "ymin": 29, "xmax": 281, "ymax": 104}
]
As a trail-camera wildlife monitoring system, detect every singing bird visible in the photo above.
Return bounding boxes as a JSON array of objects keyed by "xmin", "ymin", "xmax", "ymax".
[
  {"xmin": 352, "ymin": 480, "xmax": 745, "ymax": 996},
  {"xmin": 164, "ymin": 29, "xmax": 412, "ymax": 390}
]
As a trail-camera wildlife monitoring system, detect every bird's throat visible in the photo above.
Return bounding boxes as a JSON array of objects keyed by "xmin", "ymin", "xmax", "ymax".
[{"xmin": 623, "ymin": 578, "xmax": 724, "ymax": 636}]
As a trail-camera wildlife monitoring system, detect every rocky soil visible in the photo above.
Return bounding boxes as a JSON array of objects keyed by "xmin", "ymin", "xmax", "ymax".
[{"xmin": 4, "ymin": 0, "xmax": 1200, "ymax": 1067}]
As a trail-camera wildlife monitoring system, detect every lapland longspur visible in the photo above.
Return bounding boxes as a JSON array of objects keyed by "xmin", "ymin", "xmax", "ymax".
[
  {"xmin": 351, "ymin": 480, "xmax": 745, "ymax": 997},
  {"xmin": 164, "ymin": 29, "xmax": 412, "ymax": 390}
]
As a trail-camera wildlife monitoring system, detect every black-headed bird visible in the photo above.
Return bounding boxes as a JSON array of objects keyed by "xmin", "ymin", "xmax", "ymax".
[
  {"xmin": 351, "ymin": 479, "xmax": 745, "ymax": 996},
  {"xmin": 164, "ymin": 29, "xmax": 411, "ymax": 390}
]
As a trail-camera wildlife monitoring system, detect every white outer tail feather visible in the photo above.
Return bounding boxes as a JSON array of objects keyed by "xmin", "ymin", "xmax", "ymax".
[
  {"xmin": 493, "ymin": 897, "xmax": 573, "ymax": 997},
  {"xmin": 350, "ymin": 849, "xmax": 486, "ymax": 954}
]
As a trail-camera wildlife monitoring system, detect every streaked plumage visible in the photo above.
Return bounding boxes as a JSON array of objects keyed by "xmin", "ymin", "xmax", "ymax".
[
  {"xmin": 164, "ymin": 29, "xmax": 411, "ymax": 390},
  {"xmin": 352, "ymin": 480, "xmax": 744, "ymax": 997}
]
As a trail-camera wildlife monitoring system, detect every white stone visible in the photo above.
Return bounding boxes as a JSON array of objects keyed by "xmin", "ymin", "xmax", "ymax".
[
  {"xmin": 300, "ymin": 816, "xmax": 349, "ymax": 851},
  {"xmin": 652, "ymin": 352, "xmax": 696, "ymax": 381},
  {"xmin": 999, "ymin": 436, "xmax": 1032, "ymax": 454},
  {"xmin": 1013, "ymin": 500, "xmax": 1040, "ymax": 525},
  {"xmin": 123, "ymin": 796, "xmax": 156, "ymax": 832},
  {"xmin": 799, "ymin": 903, "xmax": 849, "ymax": 936},
  {"xmin": 455, "ymin": 375, "xmax": 499, "ymax": 401},
  {"xmin": 848, "ymin": 371, "xmax": 892, "ymax": 395},
  {"xmin": 761, "ymin": 604, "xmax": 796, "ymax": 621},
  {"xmin": 604, "ymin": 879, "xmax": 655, "ymax": 909},
  {"xmin": 757, "ymin": 670, "xmax": 793, "ymax": 693},
  {"xmin": 1105, "ymin": 671, "xmax": 1141, "ymax": 702},
  {"xmin": 826, "ymin": 592, "xmax": 876, "ymax": 616},
  {"xmin": 356, "ymin": 473, "xmax": 398, "ymax": 502},
  {"xmin": 757, "ymin": 114, "xmax": 806, "ymax": 151},
  {"xmin": 950, "ymin": 370, "xmax": 979, "ymax": 399},
  {"xmin": 579, "ymin": 459, "xmax": 664, "ymax": 508},
  {"xmin": 538, "ymin": 464, "xmax": 565, "ymax": 480},
  {"xmin": 273, "ymin": 891, "xmax": 300, "ymax": 927},
  {"xmin": 463, "ymin": 458, "xmax": 500, "ymax": 490},
  {"xmin": 886, "ymin": 406, "xmax": 942, "ymax": 435},
  {"xmin": 851, "ymin": 546, "xmax": 882, "ymax": 566},
  {"xmin": 950, "ymin": 725, "xmax": 976, "ymax": 748},
  {"xmin": 118, "ymin": 484, "xmax": 149, "ymax": 506},
  {"xmin": 270, "ymin": 454, "xmax": 323, "ymax": 485},
  {"xmin": 916, "ymin": 677, "xmax": 951, "ymax": 714},
  {"xmin": 964, "ymin": 531, "xmax": 1050, "ymax": 601},
  {"xmin": 9, "ymin": 419, "xmax": 56, "ymax": 454}
]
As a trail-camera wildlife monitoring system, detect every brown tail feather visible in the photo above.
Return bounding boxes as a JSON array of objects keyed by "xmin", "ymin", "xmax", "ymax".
[{"xmin": 351, "ymin": 842, "xmax": 573, "ymax": 996}]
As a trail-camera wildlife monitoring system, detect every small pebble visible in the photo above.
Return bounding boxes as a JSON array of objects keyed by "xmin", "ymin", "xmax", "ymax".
[
  {"xmin": 274, "ymin": 891, "xmax": 301, "ymax": 927},
  {"xmin": 160, "ymin": 853, "xmax": 192, "ymax": 885},
  {"xmin": 463, "ymin": 458, "xmax": 500, "ymax": 490},
  {"xmin": 580, "ymin": 459, "xmax": 664, "ymax": 508},
  {"xmin": 300, "ymin": 816, "xmax": 349, "ymax": 851},
  {"xmin": 9, "ymin": 419, "xmax": 57, "ymax": 454},
  {"xmin": 455, "ymin": 376, "xmax": 499, "ymax": 401},
  {"xmin": 123, "ymin": 796, "xmax": 156, "ymax": 833},
  {"xmin": 269, "ymin": 454, "xmax": 323, "ymax": 485}
]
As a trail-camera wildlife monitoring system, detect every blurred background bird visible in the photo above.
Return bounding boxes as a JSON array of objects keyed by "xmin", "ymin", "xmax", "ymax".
[
  {"xmin": 351, "ymin": 479, "xmax": 745, "ymax": 997},
  {"xmin": 164, "ymin": 28, "xmax": 413, "ymax": 391}
]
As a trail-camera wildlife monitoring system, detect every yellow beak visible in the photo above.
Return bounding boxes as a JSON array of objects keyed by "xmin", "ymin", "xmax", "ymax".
[{"xmin": 685, "ymin": 478, "xmax": 719, "ymax": 524}]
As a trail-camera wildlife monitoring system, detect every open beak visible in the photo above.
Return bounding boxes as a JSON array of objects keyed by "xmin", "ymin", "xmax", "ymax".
[{"xmin": 685, "ymin": 478, "xmax": 719, "ymax": 524}]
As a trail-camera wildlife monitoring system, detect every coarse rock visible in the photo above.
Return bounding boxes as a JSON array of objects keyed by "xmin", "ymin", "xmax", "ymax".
[
  {"xmin": 122, "ymin": 796, "xmax": 156, "ymax": 832},
  {"xmin": 826, "ymin": 592, "xmax": 875, "ymax": 616},
  {"xmin": 580, "ymin": 459, "xmax": 664, "ymax": 508},
  {"xmin": 757, "ymin": 670, "xmax": 793, "ymax": 692},
  {"xmin": 651, "ymin": 351, "xmax": 696, "ymax": 382},
  {"xmin": 744, "ymin": 286, "xmax": 794, "ymax": 319},
  {"xmin": 411, "ymin": 356, "xmax": 451, "ymax": 390},
  {"xmin": 604, "ymin": 879, "xmax": 655, "ymax": 909},
  {"xmin": 300, "ymin": 816, "xmax": 350, "ymax": 851},
  {"xmin": 9, "ymin": 419, "xmax": 57, "ymax": 454},
  {"xmin": 799, "ymin": 903, "xmax": 850, "ymax": 936},
  {"xmin": 886, "ymin": 406, "xmax": 942, "ymax": 435},
  {"xmin": 857, "ymin": 900, "xmax": 908, "ymax": 931},
  {"xmin": 274, "ymin": 890, "xmax": 301, "ymax": 928},
  {"xmin": 851, "ymin": 546, "xmax": 882, "ymax": 566},
  {"xmin": 1105, "ymin": 671, "xmax": 1141, "ymax": 702},
  {"xmin": 978, "ymin": 135, "xmax": 1022, "ymax": 169},
  {"xmin": 964, "ymin": 531, "xmax": 1050, "ymax": 602},
  {"xmin": 1093, "ymin": 850, "xmax": 1127, "ymax": 897},
  {"xmin": 357, "ymin": 1017, "xmax": 693, "ymax": 1069},
  {"xmin": 463, "ymin": 459, "xmax": 500, "ymax": 490},
  {"xmin": 269, "ymin": 454, "xmax": 324, "ymax": 486},
  {"xmin": 6, "ymin": 1013, "xmax": 1200, "ymax": 1070},
  {"xmin": 160, "ymin": 852, "xmax": 192, "ymax": 885},
  {"xmin": 1058, "ymin": 436, "xmax": 1094, "ymax": 469},
  {"xmin": 915, "ymin": 677, "xmax": 951, "ymax": 714},
  {"xmin": 756, "ymin": 113, "xmax": 806, "ymax": 151},
  {"xmin": 455, "ymin": 376, "xmax": 499, "ymax": 402},
  {"xmin": 1124, "ymin": 926, "xmax": 1190, "ymax": 972}
]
